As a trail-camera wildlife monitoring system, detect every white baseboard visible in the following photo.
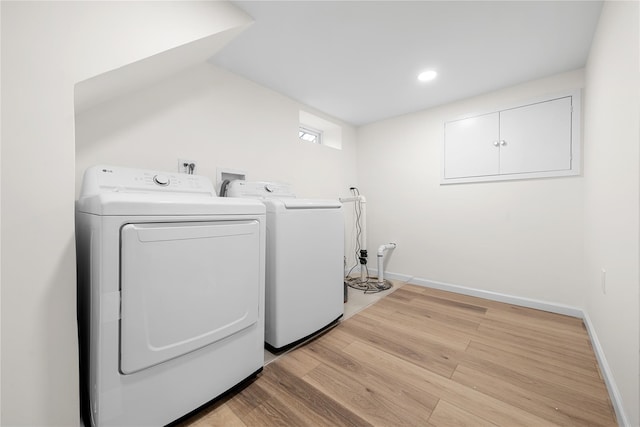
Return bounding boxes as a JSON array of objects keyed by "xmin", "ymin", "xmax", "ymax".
[
  {"xmin": 408, "ymin": 276, "xmax": 584, "ymax": 318},
  {"xmin": 382, "ymin": 271, "xmax": 628, "ymax": 425},
  {"xmin": 582, "ymin": 312, "xmax": 629, "ymax": 427}
]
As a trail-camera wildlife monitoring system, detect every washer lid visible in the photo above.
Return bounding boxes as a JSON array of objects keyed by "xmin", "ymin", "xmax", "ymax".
[{"xmin": 281, "ymin": 198, "xmax": 342, "ymax": 209}]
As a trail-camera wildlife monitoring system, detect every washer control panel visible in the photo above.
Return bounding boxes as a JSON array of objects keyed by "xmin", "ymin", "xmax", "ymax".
[
  {"xmin": 226, "ymin": 181, "xmax": 295, "ymax": 199},
  {"xmin": 79, "ymin": 165, "xmax": 216, "ymax": 197}
]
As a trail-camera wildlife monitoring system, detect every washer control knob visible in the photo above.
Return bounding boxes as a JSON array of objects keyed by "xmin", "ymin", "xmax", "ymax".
[
  {"xmin": 264, "ymin": 184, "xmax": 275, "ymax": 193},
  {"xmin": 153, "ymin": 174, "xmax": 170, "ymax": 186}
]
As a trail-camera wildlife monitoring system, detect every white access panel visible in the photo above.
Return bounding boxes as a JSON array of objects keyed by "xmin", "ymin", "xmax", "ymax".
[
  {"xmin": 120, "ymin": 220, "xmax": 260, "ymax": 374},
  {"xmin": 499, "ymin": 97, "xmax": 572, "ymax": 175},
  {"xmin": 442, "ymin": 91, "xmax": 580, "ymax": 185},
  {"xmin": 444, "ymin": 112, "xmax": 500, "ymax": 179}
]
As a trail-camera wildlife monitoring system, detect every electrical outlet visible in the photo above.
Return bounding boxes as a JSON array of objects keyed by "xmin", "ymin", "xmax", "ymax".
[
  {"xmin": 601, "ymin": 268, "xmax": 607, "ymax": 294},
  {"xmin": 178, "ymin": 159, "xmax": 197, "ymax": 175}
]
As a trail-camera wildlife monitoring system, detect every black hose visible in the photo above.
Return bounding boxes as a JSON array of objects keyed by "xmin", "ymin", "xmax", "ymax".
[{"xmin": 219, "ymin": 179, "xmax": 231, "ymax": 197}]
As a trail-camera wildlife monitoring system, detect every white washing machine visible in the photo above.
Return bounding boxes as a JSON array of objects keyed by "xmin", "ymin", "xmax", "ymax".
[
  {"xmin": 75, "ymin": 166, "xmax": 266, "ymax": 426},
  {"xmin": 226, "ymin": 181, "xmax": 344, "ymax": 351}
]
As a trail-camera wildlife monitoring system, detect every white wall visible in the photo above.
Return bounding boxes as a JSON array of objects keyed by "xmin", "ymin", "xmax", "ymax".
[
  {"xmin": 583, "ymin": 1, "xmax": 640, "ymax": 425},
  {"xmin": 0, "ymin": 2, "xmax": 252, "ymax": 424},
  {"xmin": 357, "ymin": 70, "xmax": 585, "ymax": 307},
  {"xmin": 75, "ymin": 64, "xmax": 357, "ymax": 202}
]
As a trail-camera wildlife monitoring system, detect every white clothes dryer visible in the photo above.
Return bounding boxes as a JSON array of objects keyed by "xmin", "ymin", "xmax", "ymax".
[
  {"xmin": 226, "ymin": 181, "xmax": 344, "ymax": 351},
  {"xmin": 75, "ymin": 166, "xmax": 266, "ymax": 427}
]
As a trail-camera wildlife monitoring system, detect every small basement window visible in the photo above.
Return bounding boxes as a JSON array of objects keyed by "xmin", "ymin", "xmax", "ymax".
[
  {"xmin": 299, "ymin": 110, "xmax": 342, "ymax": 150},
  {"xmin": 299, "ymin": 125, "xmax": 323, "ymax": 144}
]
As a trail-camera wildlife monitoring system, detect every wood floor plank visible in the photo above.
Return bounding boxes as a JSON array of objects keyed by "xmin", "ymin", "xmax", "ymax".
[
  {"xmin": 475, "ymin": 319, "xmax": 598, "ymax": 365},
  {"xmin": 356, "ymin": 306, "xmax": 471, "ymax": 351},
  {"xmin": 451, "ymin": 363, "xmax": 616, "ymax": 426},
  {"xmin": 460, "ymin": 353, "xmax": 614, "ymax": 418},
  {"xmin": 260, "ymin": 362, "xmax": 371, "ymax": 427},
  {"xmin": 362, "ymin": 298, "xmax": 477, "ymax": 343},
  {"xmin": 339, "ymin": 313, "xmax": 460, "ymax": 378},
  {"xmin": 415, "ymin": 286, "xmax": 507, "ymax": 310},
  {"xmin": 469, "ymin": 330, "xmax": 602, "ymax": 380},
  {"xmin": 303, "ymin": 358, "xmax": 434, "ymax": 426},
  {"xmin": 484, "ymin": 305, "xmax": 586, "ymax": 336},
  {"xmin": 389, "ymin": 285, "xmax": 490, "ymax": 314},
  {"xmin": 419, "ymin": 293, "xmax": 489, "ymax": 313},
  {"xmin": 487, "ymin": 302, "xmax": 585, "ymax": 327},
  {"xmin": 224, "ymin": 378, "xmax": 272, "ymax": 420},
  {"xmin": 272, "ymin": 344, "xmax": 322, "ymax": 378},
  {"xmin": 388, "ymin": 290, "xmax": 488, "ymax": 324},
  {"xmin": 384, "ymin": 285, "xmax": 422, "ymax": 301},
  {"xmin": 301, "ymin": 337, "xmax": 440, "ymax": 412},
  {"xmin": 371, "ymin": 294, "xmax": 482, "ymax": 333},
  {"xmin": 191, "ymin": 403, "xmax": 247, "ymax": 427},
  {"xmin": 240, "ymin": 396, "xmax": 307, "ymax": 427},
  {"xmin": 463, "ymin": 340, "xmax": 610, "ymax": 399},
  {"xmin": 313, "ymin": 323, "xmax": 356, "ymax": 350},
  {"xmin": 428, "ymin": 400, "xmax": 499, "ymax": 427},
  {"xmin": 480, "ymin": 314, "xmax": 594, "ymax": 352}
]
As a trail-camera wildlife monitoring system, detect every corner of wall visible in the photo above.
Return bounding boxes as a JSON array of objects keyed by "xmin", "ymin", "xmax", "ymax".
[{"xmin": 582, "ymin": 1, "xmax": 640, "ymax": 425}]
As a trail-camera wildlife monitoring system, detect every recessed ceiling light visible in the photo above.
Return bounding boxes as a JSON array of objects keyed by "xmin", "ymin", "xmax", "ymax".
[{"xmin": 418, "ymin": 70, "xmax": 437, "ymax": 82}]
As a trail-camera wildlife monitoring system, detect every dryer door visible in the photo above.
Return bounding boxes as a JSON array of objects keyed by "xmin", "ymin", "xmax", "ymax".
[{"xmin": 119, "ymin": 220, "xmax": 260, "ymax": 374}]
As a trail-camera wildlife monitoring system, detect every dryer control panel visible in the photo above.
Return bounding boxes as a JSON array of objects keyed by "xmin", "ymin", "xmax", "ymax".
[{"xmin": 79, "ymin": 165, "xmax": 216, "ymax": 198}]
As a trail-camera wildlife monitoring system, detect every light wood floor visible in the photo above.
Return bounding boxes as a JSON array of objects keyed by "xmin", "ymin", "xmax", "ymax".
[{"xmin": 178, "ymin": 284, "xmax": 617, "ymax": 426}]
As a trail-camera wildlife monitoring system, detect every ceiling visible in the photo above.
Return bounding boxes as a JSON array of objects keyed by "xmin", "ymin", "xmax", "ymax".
[{"xmin": 212, "ymin": 1, "xmax": 603, "ymax": 126}]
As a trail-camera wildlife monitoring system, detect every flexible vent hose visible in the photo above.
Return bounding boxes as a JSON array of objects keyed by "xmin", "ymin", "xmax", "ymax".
[{"xmin": 219, "ymin": 179, "xmax": 231, "ymax": 197}]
